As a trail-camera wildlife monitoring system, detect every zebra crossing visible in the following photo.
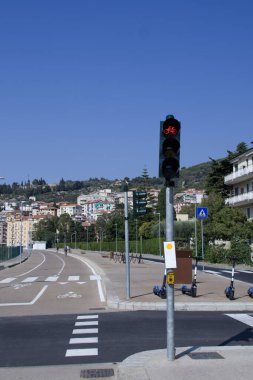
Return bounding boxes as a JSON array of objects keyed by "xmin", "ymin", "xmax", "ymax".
[
  {"xmin": 226, "ymin": 313, "xmax": 253, "ymax": 327},
  {"xmin": 204, "ymin": 269, "xmax": 253, "ymax": 276},
  {"xmin": 0, "ymin": 275, "xmax": 87, "ymax": 285},
  {"xmin": 65, "ymin": 314, "xmax": 99, "ymax": 357}
]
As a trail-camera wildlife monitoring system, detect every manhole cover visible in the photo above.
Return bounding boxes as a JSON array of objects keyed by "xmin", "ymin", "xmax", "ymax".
[
  {"xmin": 188, "ymin": 352, "xmax": 224, "ymax": 360},
  {"xmin": 80, "ymin": 368, "xmax": 114, "ymax": 378}
]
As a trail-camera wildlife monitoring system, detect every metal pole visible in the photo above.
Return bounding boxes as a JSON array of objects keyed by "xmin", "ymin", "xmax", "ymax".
[
  {"xmin": 20, "ymin": 202, "xmax": 23, "ymax": 264},
  {"xmin": 86, "ymin": 228, "xmax": 89, "ymax": 250},
  {"xmin": 195, "ymin": 204, "xmax": 198, "ymax": 257},
  {"xmin": 135, "ymin": 219, "xmax": 138, "ymax": 254},
  {"xmin": 157, "ymin": 212, "xmax": 162, "ymax": 256},
  {"xmin": 201, "ymin": 219, "xmax": 204, "ymax": 270},
  {"xmin": 166, "ymin": 184, "xmax": 175, "ymax": 361},
  {"xmin": 115, "ymin": 224, "xmax": 118, "ymax": 253},
  {"xmin": 124, "ymin": 184, "xmax": 130, "ymax": 300}
]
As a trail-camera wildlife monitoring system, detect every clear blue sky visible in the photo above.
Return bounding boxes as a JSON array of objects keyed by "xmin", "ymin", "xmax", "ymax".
[{"xmin": 1, "ymin": 0, "xmax": 253, "ymax": 185}]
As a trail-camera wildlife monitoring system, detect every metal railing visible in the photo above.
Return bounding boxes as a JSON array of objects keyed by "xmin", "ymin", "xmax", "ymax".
[{"xmin": 0, "ymin": 245, "xmax": 21, "ymax": 263}]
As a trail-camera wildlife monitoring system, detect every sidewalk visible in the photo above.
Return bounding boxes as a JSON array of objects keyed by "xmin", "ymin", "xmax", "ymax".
[
  {"xmin": 81, "ymin": 250, "xmax": 253, "ymax": 380},
  {"xmin": 82, "ymin": 250, "xmax": 253, "ymax": 312}
]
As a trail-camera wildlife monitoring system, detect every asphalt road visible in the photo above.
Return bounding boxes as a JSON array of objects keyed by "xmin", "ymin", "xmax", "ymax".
[
  {"xmin": 0, "ymin": 250, "xmax": 106, "ymax": 317},
  {"xmin": 0, "ymin": 311, "xmax": 253, "ymax": 367}
]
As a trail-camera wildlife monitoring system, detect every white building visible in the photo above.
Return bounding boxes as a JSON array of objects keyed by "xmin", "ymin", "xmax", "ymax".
[
  {"xmin": 58, "ymin": 203, "xmax": 83, "ymax": 218},
  {"xmin": 224, "ymin": 147, "xmax": 253, "ymax": 220}
]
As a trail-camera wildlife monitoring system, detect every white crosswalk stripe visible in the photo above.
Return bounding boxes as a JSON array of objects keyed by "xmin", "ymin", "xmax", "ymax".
[
  {"xmin": 204, "ymin": 270, "xmax": 221, "ymax": 275},
  {"xmin": 45, "ymin": 276, "xmax": 58, "ymax": 282},
  {"xmin": 66, "ymin": 314, "xmax": 99, "ymax": 358},
  {"xmin": 225, "ymin": 313, "xmax": 253, "ymax": 327},
  {"xmin": 0, "ymin": 277, "xmax": 16, "ymax": 283},
  {"xmin": 0, "ymin": 275, "xmax": 86, "ymax": 284},
  {"xmin": 21, "ymin": 277, "xmax": 38, "ymax": 283}
]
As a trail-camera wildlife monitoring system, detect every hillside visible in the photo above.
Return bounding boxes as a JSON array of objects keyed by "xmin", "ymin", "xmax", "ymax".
[{"xmin": 0, "ymin": 161, "xmax": 213, "ymax": 203}]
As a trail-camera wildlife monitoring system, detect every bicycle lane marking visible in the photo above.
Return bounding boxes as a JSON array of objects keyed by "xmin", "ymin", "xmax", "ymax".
[{"xmin": 66, "ymin": 253, "xmax": 106, "ymax": 303}]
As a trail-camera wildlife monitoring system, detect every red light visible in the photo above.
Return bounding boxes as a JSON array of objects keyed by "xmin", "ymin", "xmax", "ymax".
[{"xmin": 163, "ymin": 125, "xmax": 178, "ymax": 136}]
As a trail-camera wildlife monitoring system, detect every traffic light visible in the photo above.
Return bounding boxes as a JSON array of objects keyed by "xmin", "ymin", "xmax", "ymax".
[
  {"xmin": 133, "ymin": 191, "xmax": 147, "ymax": 217},
  {"xmin": 159, "ymin": 114, "xmax": 181, "ymax": 181}
]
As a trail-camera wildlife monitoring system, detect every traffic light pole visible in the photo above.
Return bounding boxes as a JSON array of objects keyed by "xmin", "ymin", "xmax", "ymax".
[{"xmin": 166, "ymin": 181, "xmax": 175, "ymax": 361}]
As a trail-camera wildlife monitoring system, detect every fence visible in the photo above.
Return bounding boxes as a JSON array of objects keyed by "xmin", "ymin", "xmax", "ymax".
[{"xmin": 0, "ymin": 245, "xmax": 21, "ymax": 263}]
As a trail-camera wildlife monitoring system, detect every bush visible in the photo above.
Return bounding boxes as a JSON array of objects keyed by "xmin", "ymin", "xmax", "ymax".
[{"xmin": 205, "ymin": 245, "xmax": 227, "ymax": 263}]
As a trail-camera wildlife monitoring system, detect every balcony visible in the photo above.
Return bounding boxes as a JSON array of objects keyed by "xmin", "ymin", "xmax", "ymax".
[
  {"xmin": 225, "ymin": 190, "xmax": 253, "ymax": 207},
  {"xmin": 224, "ymin": 164, "xmax": 253, "ymax": 185}
]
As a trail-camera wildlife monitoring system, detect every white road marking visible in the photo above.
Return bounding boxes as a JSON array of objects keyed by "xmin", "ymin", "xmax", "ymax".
[
  {"xmin": 0, "ymin": 277, "xmax": 16, "ymax": 283},
  {"xmin": 65, "ymin": 348, "xmax": 98, "ymax": 357},
  {"xmin": 204, "ymin": 270, "xmax": 220, "ymax": 275},
  {"xmin": 77, "ymin": 315, "xmax": 98, "ymax": 320},
  {"xmin": 16, "ymin": 252, "xmax": 46, "ymax": 277},
  {"xmin": 69, "ymin": 337, "xmax": 98, "ymax": 344},
  {"xmin": 75, "ymin": 321, "xmax": 98, "ymax": 326},
  {"xmin": 67, "ymin": 253, "xmax": 105, "ymax": 303},
  {"xmin": 21, "ymin": 277, "xmax": 38, "ymax": 283},
  {"xmin": 0, "ymin": 285, "xmax": 48, "ymax": 306},
  {"xmin": 226, "ymin": 314, "xmax": 253, "ymax": 327},
  {"xmin": 68, "ymin": 276, "xmax": 80, "ymax": 281},
  {"xmin": 72, "ymin": 328, "xmax": 98, "ymax": 334},
  {"xmin": 45, "ymin": 276, "xmax": 58, "ymax": 282},
  {"xmin": 239, "ymin": 270, "xmax": 253, "ymax": 274},
  {"xmin": 222, "ymin": 270, "xmax": 238, "ymax": 274}
]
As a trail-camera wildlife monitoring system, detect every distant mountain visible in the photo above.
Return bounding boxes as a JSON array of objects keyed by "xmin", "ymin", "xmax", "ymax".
[
  {"xmin": 175, "ymin": 161, "xmax": 212, "ymax": 192},
  {"xmin": 0, "ymin": 161, "xmax": 213, "ymax": 204}
]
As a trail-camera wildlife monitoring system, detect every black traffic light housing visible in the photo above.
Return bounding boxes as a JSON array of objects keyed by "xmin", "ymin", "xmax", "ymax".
[
  {"xmin": 133, "ymin": 191, "xmax": 147, "ymax": 218},
  {"xmin": 159, "ymin": 115, "xmax": 181, "ymax": 181}
]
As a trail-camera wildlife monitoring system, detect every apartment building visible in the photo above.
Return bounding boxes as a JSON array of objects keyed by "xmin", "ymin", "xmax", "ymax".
[
  {"xmin": 0, "ymin": 218, "xmax": 7, "ymax": 245},
  {"xmin": 6, "ymin": 215, "xmax": 45, "ymax": 248},
  {"xmin": 58, "ymin": 203, "xmax": 83, "ymax": 218},
  {"xmin": 224, "ymin": 147, "xmax": 253, "ymax": 220}
]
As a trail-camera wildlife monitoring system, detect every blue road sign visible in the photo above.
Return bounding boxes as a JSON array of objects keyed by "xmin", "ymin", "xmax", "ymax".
[{"xmin": 196, "ymin": 207, "xmax": 208, "ymax": 219}]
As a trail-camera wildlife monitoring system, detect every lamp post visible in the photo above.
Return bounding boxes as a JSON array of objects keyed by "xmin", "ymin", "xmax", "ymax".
[
  {"xmin": 99, "ymin": 227, "xmax": 102, "ymax": 252},
  {"xmin": 115, "ymin": 223, "xmax": 118, "ymax": 253},
  {"xmin": 86, "ymin": 227, "xmax": 89, "ymax": 250},
  {"xmin": 20, "ymin": 201, "xmax": 24, "ymax": 264},
  {"xmin": 135, "ymin": 219, "xmax": 138, "ymax": 254}
]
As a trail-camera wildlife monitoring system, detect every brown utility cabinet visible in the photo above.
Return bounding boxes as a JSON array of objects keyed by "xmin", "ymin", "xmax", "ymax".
[{"xmin": 174, "ymin": 250, "xmax": 192, "ymax": 284}]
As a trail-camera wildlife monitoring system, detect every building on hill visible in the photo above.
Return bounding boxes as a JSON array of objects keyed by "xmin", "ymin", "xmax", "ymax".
[
  {"xmin": 224, "ymin": 146, "xmax": 253, "ymax": 220},
  {"xmin": 174, "ymin": 188, "xmax": 206, "ymax": 213}
]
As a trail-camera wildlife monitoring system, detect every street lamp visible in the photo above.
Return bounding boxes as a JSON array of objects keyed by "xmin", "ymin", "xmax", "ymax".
[
  {"xmin": 86, "ymin": 227, "xmax": 89, "ymax": 250},
  {"xmin": 155, "ymin": 212, "xmax": 162, "ymax": 256},
  {"xmin": 20, "ymin": 201, "xmax": 24, "ymax": 264},
  {"xmin": 135, "ymin": 219, "xmax": 138, "ymax": 254},
  {"xmin": 115, "ymin": 223, "xmax": 118, "ymax": 253}
]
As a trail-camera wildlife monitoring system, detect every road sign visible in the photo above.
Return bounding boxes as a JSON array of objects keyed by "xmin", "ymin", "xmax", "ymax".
[
  {"xmin": 196, "ymin": 207, "xmax": 208, "ymax": 219},
  {"xmin": 164, "ymin": 241, "xmax": 177, "ymax": 269}
]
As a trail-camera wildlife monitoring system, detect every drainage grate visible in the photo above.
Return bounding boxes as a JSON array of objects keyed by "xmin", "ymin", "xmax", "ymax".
[
  {"xmin": 80, "ymin": 368, "xmax": 115, "ymax": 378},
  {"xmin": 188, "ymin": 352, "xmax": 224, "ymax": 360}
]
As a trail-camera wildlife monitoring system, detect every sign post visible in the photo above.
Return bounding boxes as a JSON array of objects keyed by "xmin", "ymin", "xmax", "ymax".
[{"xmin": 196, "ymin": 207, "xmax": 208, "ymax": 269}]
